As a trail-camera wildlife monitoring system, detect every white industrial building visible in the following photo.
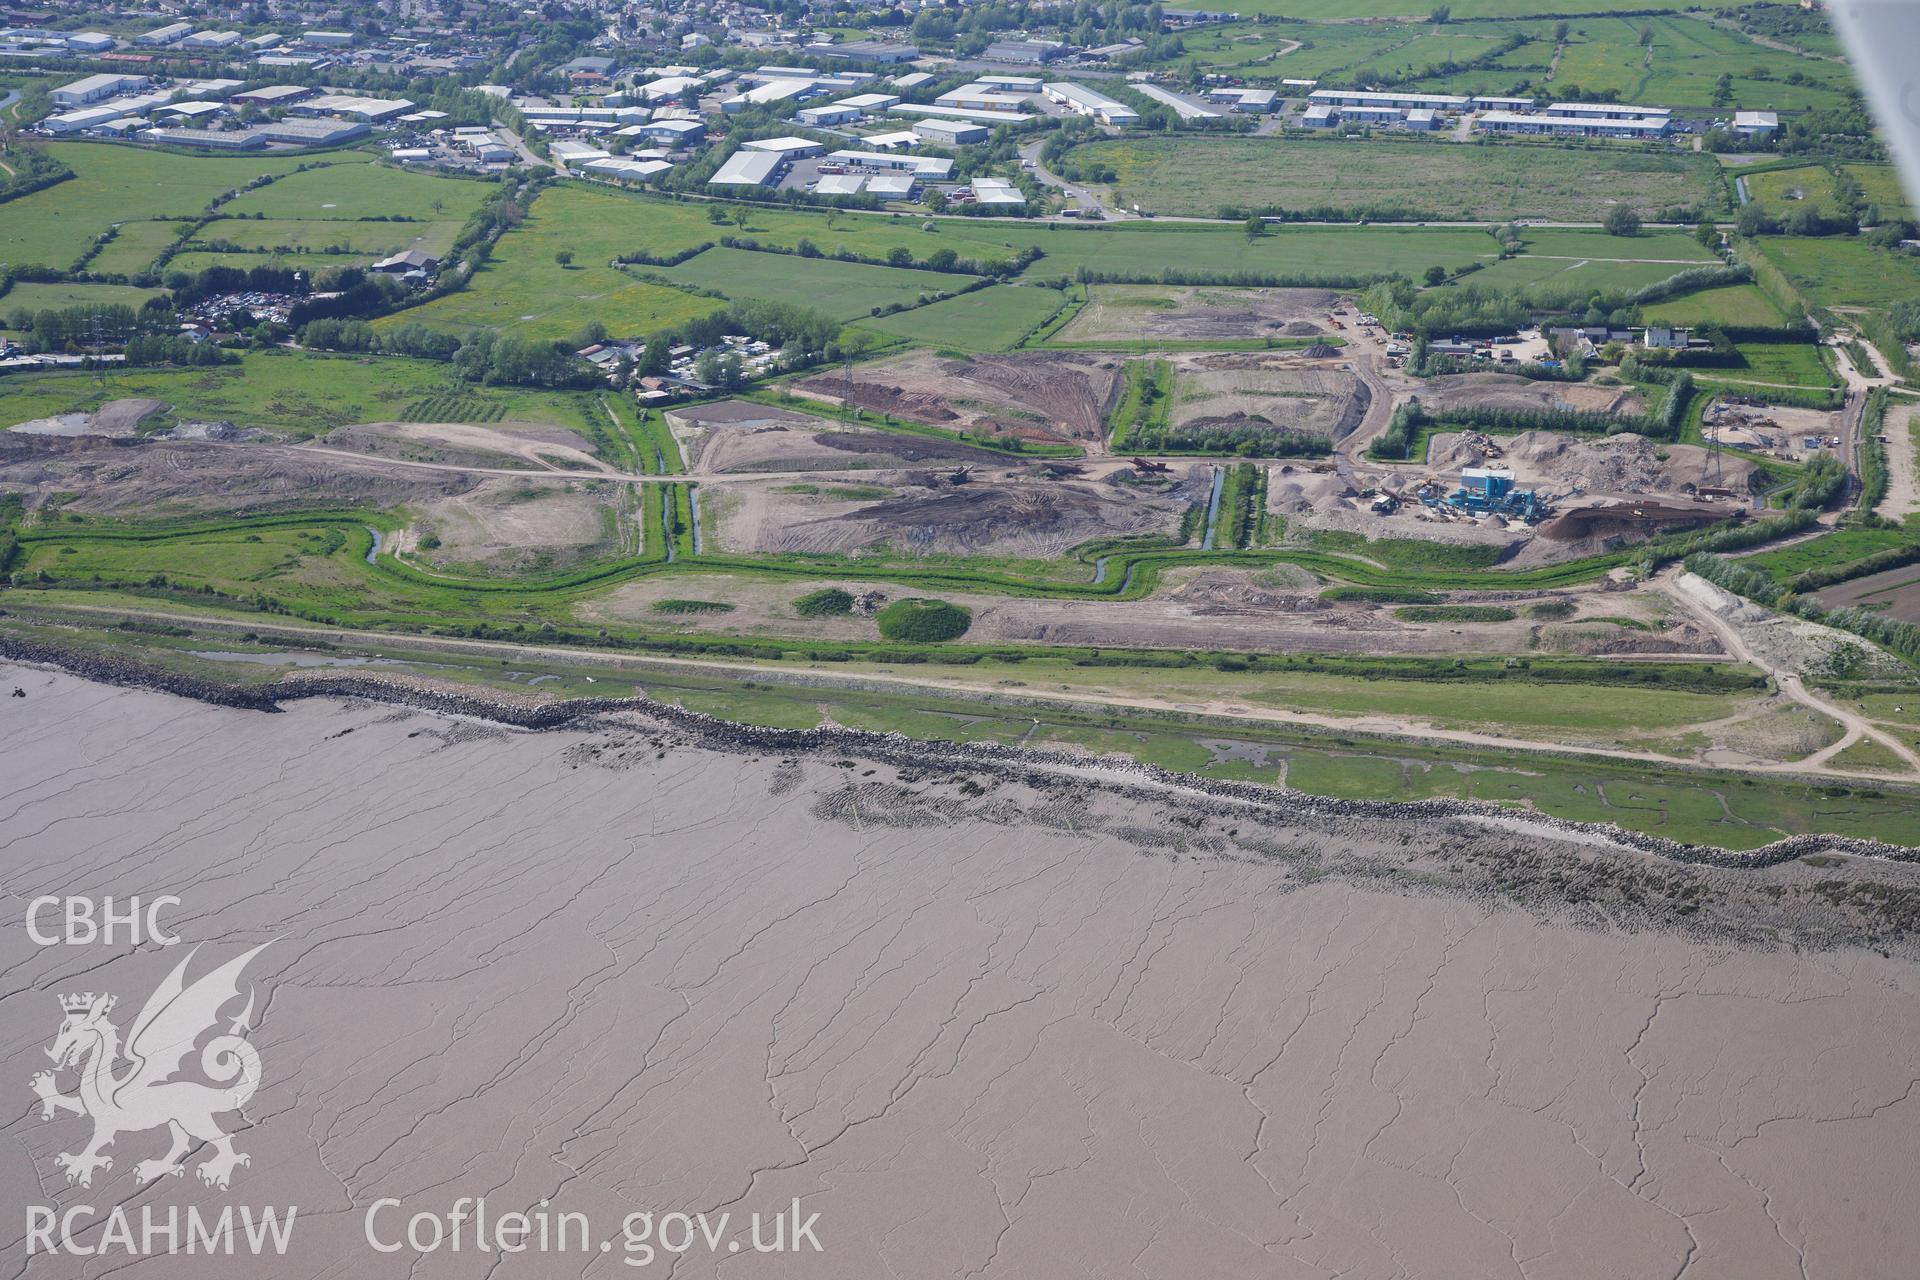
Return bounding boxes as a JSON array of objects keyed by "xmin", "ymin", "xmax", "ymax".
[
  {"xmin": 743, "ymin": 136, "xmax": 825, "ymax": 158},
  {"xmin": 826, "ymin": 149, "xmax": 955, "ymax": 179},
  {"xmin": 51, "ymin": 73, "xmax": 148, "ymax": 107},
  {"xmin": 936, "ymin": 85, "xmax": 1033, "ymax": 113},
  {"xmin": 135, "ymin": 22, "xmax": 192, "ymax": 46},
  {"xmin": 183, "ymin": 30, "xmax": 242, "ymax": 49},
  {"xmin": 893, "ymin": 103, "xmax": 1033, "ymax": 127},
  {"xmin": 867, "ymin": 173, "xmax": 919, "ymax": 199},
  {"xmin": 967, "ymin": 177, "xmax": 1025, "ymax": 207},
  {"xmin": 1043, "ymin": 82, "xmax": 1139, "ymax": 126},
  {"xmin": 1307, "ymin": 89, "xmax": 1468, "ymax": 112},
  {"xmin": 912, "ymin": 118, "xmax": 989, "ymax": 145},
  {"xmin": 582, "ymin": 157, "xmax": 672, "ymax": 182},
  {"xmin": 795, "ymin": 103, "xmax": 862, "ymax": 127},
  {"xmin": 1475, "ymin": 109, "xmax": 1669, "ymax": 138},
  {"xmin": 1135, "ymin": 83, "xmax": 1220, "ymax": 121},
  {"xmin": 709, "ymin": 150, "xmax": 784, "ymax": 188},
  {"xmin": 1207, "ymin": 87, "xmax": 1276, "ymax": 112},
  {"xmin": 1733, "ymin": 110, "xmax": 1779, "ymax": 138},
  {"xmin": 814, "ymin": 172, "xmax": 868, "ymax": 196}
]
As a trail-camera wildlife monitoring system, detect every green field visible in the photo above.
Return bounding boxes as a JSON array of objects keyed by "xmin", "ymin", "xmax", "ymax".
[
  {"xmin": 164, "ymin": 250, "xmax": 367, "ymax": 277},
  {"xmin": 857, "ymin": 284, "xmax": 1068, "ymax": 350},
  {"xmin": 0, "ymin": 144, "xmax": 371, "ymax": 271},
  {"xmin": 1746, "ymin": 165, "xmax": 1845, "ymax": 217},
  {"xmin": 388, "ymin": 188, "xmax": 724, "ymax": 341},
  {"xmin": 87, "ymin": 220, "xmax": 193, "ymax": 277},
  {"xmin": 222, "ymin": 163, "xmax": 490, "ymax": 223},
  {"xmin": 392, "ymin": 186, "xmax": 1519, "ymax": 340},
  {"xmin": 0, "ymin": 350, "xmax": 599, "ymax": 437},
  {"xmin": 1640, "ymin": 283, "xmax": 1789, "ymax": 327},
  {"xmin": 199, "ymin": 217, "xmax": 466, "ymax": 260},
  {"xmin": 1739, "ymin": 162, "xmax": 1909, "ymax": 223},
  {"xmin": 2, "ymin": 281, "xmax": 165, "ymax": 316},
  {"xmin": 1755, "ymin": 236, "xmax": 1920, "ymax": 309},
  {"xmin": 1067, "ymin": 134, "xmax": 1729, "ymax": 222},
  {"xmin": 1722, "ymin": 341, "xmax": 1835, "ymax": 389},
  {"xmin": 1463, "ymin": 255, "xmax": 1709, "ymax": 301},
  {"xmin": 664, "ymin": 246, "xmax": 975, "ymax": 321}
]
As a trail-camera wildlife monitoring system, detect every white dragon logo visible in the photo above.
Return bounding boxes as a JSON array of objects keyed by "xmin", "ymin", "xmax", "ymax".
[{"xmin": 30, "ymin": 943, "xmax": 269, "ymax": 1191}]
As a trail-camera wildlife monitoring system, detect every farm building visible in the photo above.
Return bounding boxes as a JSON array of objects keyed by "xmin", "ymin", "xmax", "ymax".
[
  {"xmin": 1044, "ymin": 82, "xmax": 1140, "ymax": 126},
  {"xmin": 913, "ymin": 118, "xmax": 989, "ymax": 145},
  {"xmin": 709, "ymin": 150, "xmax": 784, "ymax": 188}
]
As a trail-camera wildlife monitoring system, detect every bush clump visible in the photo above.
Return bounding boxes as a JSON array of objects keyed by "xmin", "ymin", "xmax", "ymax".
[
  {"xmin": 793, "ymin": 587, "xmax": 855, "ymax": 618},
  {"xmin": 1393, "ymin": 605, "xmax": 1518, "ymax": 623},
  {"xmin": 875, "ymin": 597, "xmax": 972, "ymax": 642},
  {"xmin": 653, "ymin": 599, "xmax": 735, "ymax": 615}
]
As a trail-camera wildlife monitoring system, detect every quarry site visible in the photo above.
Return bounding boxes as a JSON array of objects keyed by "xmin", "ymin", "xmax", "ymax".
[{"xmin": 8, "ymin": 14, "xmax": 1920, "ymax": 1280}]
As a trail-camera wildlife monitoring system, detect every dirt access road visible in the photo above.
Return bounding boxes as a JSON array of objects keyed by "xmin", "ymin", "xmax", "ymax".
[
  {"xmin": 26, "ymin": 598, "xmax": 1920, "ymax": 789},
  {"xmin": 1660, "ymin": 568, "xmax": 1920, "ymax": 779}
]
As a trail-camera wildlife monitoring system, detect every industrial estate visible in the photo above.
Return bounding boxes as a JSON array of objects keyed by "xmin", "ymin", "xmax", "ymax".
[
  {"xmin": 12, "ymin": 5, "xmax": 1920, "ymax": 1280},
  {"xmin": 3, "ymin": 0, "xmax": 1919, "ymax": 851}
]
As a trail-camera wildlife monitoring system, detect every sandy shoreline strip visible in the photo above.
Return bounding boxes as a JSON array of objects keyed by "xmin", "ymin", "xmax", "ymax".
[{"xmin": 2, "ymin": 664, "xmax": 1918, "ymax": 1279}]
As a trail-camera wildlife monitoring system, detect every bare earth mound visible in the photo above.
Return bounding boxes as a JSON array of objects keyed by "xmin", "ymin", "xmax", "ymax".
[
  {"xmin": 714, "ymin": 468, "xmax": 1197, "ymax": 558},
  {"xmin": 1427, "ymin": 430, "xmax": 1762, "ymax": 497},
  {"xmin": 402, "ymin": 476, "xmax": 629, "ymax": 574},
  {"xmin": 1419, "ymin": 373, "xmax": 1645, "ymax": 417},
  {"xmin": 1171, "ymin": 351, "xmax": 1362, "ymax": 441},
  {"xmin": 3, "ymin": 669, "xmax": 1918, "ymax": 1279},
  {"xmin": 0, "ymin": 432, "xmax": 475, "ymax": 518},
  {"xmin": 793, "ymin": 350, "xmax": 1123, "ymax": 446},
  {"xmin": 320, "ymin": 420, "xmax": 610, "ymax": 473},
  {"xmin": 1056, "ymin": 283, "xmax": 1338, "ymax": 343}
]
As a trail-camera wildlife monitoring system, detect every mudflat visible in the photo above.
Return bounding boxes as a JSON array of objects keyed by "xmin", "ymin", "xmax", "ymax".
[{"xmin": 3, "ymin": 664, "xmax": 1917, "ymax": 1278}]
